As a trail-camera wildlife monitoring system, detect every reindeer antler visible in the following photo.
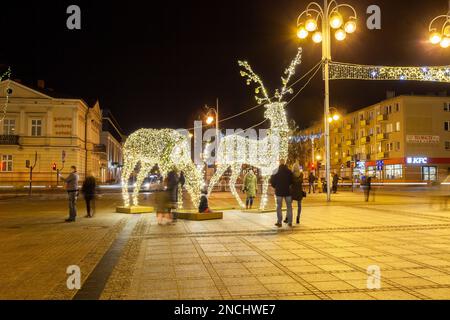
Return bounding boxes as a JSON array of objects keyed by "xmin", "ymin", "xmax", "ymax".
[
  {"xmin": 275, "ymin": 47, "xmax": 302, "ymax": 102},
  {"xmin": 238, "ymin": 60, "xmax": 272, "ymax": 104}
]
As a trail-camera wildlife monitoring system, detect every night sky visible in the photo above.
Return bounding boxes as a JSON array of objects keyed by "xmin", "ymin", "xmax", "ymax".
[{"xmin": 1, "ymin": 0, "xmax": 449, "ymax": 134}]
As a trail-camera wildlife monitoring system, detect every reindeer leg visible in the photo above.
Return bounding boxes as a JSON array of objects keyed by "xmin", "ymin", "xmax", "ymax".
[
  {"xmin": 208, "ymin": 164, "xmax": 229, "ymax": 197},
  {"xmin": 132, "ymin": 163, "xmax": 151, "ymax": 207},
  {"xmin": 229, "ymin": 163, "xmax": 245, "ymax": 209},
  {"xmin": 121, "ymin": 157, "xmax": 137, "ymax": 207},
  {"xmin": 260, "ymin": 175, "xmax": 270, "ymax": 210}
]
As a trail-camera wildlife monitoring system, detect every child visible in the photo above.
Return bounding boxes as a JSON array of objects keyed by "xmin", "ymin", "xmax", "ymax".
[{"xmin": 199, "ymin": 189, "xmax": 211, "ymax": 213}]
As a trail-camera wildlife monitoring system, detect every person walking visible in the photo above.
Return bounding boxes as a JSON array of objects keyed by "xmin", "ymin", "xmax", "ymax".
[
  {"xmin": 286, "ymin": 163, "xmax": 304, "ymax": 225},
  {"xmin": 317, "ymin": 177, "xmax": 323, "ymax": 194},
  {"xmin": 332, "ymin": 173, "xmax": 339, "ymax": 194},
  {"xmin": 81, "ymin": 173, "xmax": 96, "ymax": 218},
  {"xmin": 270, "ymin": 159, "xmax": 294, "ymax": 228},
  {"xmin": 364, "ymin": 176, "xmax": 372, "ymax": 202},
  {"xmin": 243, "ymin": 169, "xmax": 258, "ymax": 209},
  {"xmin": 59, "ymin": 166, "xmax": 79, "ymax": 222},
  {"xmin": 166, "ymin": 167, "xmax": 179, "ymax": 220},
  {"xmin": 308, "ymin": 172, "xmax": 316, "ymax": 194}
]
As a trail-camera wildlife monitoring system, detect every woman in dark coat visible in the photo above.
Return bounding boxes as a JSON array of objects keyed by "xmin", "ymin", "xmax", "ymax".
[
  {"xmin": 81, "ymin": 174, "xmax": 96, "ymax": 218},
  {"xmin": 287, "ymin": 163, "xmax": 304, "ymax": 224}
]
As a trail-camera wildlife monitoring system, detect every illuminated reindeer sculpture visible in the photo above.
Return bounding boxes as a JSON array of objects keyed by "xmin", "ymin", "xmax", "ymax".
[
  {"xmin": 121, "ymin": 129, "xmax": 202, "ymax": 208},
  {"xmin": 207, "ymin": 48, "xmax": 302, "ymax": 210}
]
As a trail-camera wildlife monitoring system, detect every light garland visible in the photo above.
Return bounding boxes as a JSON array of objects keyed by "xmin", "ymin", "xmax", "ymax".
[
  {"xmin": 0, "ymin": 67, "xmax": 12, "ymax": 123},
  {"xmin": 329, "ymin": 62, "xmax": 450, "ymax": 82},
  {"xmin": 207, "ymin": 48, "xmax": 302, "ymax": 210},
  {"xmin": 290, "ymin": 133, "xmax": 323, "ymax": 143},
  {"xmin": 121, "ymin": 129, "xmax": 202, "ymax": 208}
]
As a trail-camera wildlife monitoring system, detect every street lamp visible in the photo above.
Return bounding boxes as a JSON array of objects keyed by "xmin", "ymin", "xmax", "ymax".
[
  {"xmin": 428, "ymin": 1, "xmax": 450, "ymax": 48},
  {"xmin": 296, "ymin": 0, "xmax": 357, "ymax": 201}
]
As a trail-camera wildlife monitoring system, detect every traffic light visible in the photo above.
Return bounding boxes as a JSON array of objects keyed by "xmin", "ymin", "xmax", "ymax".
[{"xmin": 52, "ymin": 163, "xmax": 57, "ymax": 171}]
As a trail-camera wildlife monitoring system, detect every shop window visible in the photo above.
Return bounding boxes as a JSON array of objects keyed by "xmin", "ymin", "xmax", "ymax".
[
  {"xmin": 385, "ymin": 164, "xmax": 403, "ymax": 180},
  {"xmin": 0, "ymin": 155, "xmax": 13, "ymax": 172},
  {"xmin": 422, "ymin": 166, "xmax": 437, "ymax": 181}
]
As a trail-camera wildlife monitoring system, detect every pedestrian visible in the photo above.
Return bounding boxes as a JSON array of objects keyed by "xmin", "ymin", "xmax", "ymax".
[
  {"xmin": 317, "ymin": 177, "xmax": 323, "ymax": 193},
  {"xmin": 59, "ymin": 166, "xmax": 79, "ymax": 222},
  {"xmin": 364, "ymin": 176, "xmax": 372, "ymax": 202},
  {"xmin": 308, "ymin": 172, "xmax": 316, "ymax": 194},
  {"xmin": 286, "ymin": 163, "xmax": 305, "ymax": 225},
  {"xmin": 198, "ymin": 188, "xmax": 211, "ymax": 213},
  {"xmin": 81, "ymin": 173, "xmax": 96, "ymax": 218},
  {"xmin": 243, "ymin": 169, "xmax": 258, "ymax": 209},
  {"xmin": 332, "ymin": 173, "xmax": 339, "ymax": 194},
  {"xmin": 166, "ymin": 167, "xmax": 179, "ymax": 219},
  {"xmin": 270, "ymin": 159, "xmax": 294, "ymax": 228}
]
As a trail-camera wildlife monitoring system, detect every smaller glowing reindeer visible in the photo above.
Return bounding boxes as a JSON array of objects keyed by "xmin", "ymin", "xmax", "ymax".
[{"xmin": 207, "ymin": 48, "xmax": 302, "ymax": 210}]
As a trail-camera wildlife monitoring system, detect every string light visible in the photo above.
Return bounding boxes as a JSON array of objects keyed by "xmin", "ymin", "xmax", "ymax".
[
  {"xmin": 329, "ymin": 62, "xmax": 450, "ymax": 83},
  {"xmin": 207, "ymin": 48, "xmax": 302, "ymax": 210},
  {"xmin": 0, "ymin": 67, "xmax": 12, "ymax": 123},
  {"xmin": 121, "ymin": 129, "xmax": 202, "ymax": 208}
]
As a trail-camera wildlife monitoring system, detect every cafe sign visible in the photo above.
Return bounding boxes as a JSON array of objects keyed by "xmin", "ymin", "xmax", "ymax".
[{"xmin": 406, "ymin": 135, "xmax": 440, "ymax": 144}]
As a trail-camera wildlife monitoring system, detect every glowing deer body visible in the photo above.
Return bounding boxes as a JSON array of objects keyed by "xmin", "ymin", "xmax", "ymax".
[
  {"xmin": 121, "ymin": 129, "xmax": 202, "ymax": 208},
  {"xmin": 207, "ymin": 48, "xmax": 302, "ymax": 210}
]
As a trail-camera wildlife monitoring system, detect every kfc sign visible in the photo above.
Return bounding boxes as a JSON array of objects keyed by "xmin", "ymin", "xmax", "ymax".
[{"xmin": 406, "ymin": 157, "xmax": 428, "ymax": 164}]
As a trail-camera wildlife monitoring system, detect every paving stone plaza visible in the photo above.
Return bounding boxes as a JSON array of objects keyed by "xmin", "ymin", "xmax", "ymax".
[{"xmin": 1, "ymin": 189, "xmax": 450, "ymax": 300}]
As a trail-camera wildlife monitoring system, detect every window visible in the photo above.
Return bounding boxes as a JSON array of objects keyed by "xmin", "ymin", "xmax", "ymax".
[
  {"xmin": 396, "ymin": 122, "xmax": 401, "ymax": 132},
  {"xmin": 369, "ymin": 128, "xmax": 374, "ymax": 136},
  {"xmin": 31, "ymin": 119, "xmax": 42, "ymax": 136},
  {"xmin": 3, "ymin": 119, "xmax": 15, "ymax": 135},
  {"xmin": 395, "ymin": 104, "xmax": 400, "ymax": 112},
  {"xmin": 444, "ymin": 103, "xmax": 450, "ymax": 112},
  {"xmin": 0, "ymin": 155, "xmax": 13, "ymax": 172},
  {"xmin": 386, "ymin": 123, "xmax": 393, "ymax": 133},
  {"xmin": 385, "ymin": 164, "xmax": 403, "ymax": 180},
  {"xmin": 396, "ymin": 142, "xmax": 401, "ymax": 151},
  {"xmin": 446, "ymin": 141, "xmax": 450, "ymax": 150},
  {"xmin": 422, "ymin": 166, "xmax": 437, "ymax": 181},
  {"xmin": 386, "ymin": 142, "xmax": 394, "ymax": 152},
  {"xmin": 445, "ymin": 121, "xmax": 450, "ymax": 132}
]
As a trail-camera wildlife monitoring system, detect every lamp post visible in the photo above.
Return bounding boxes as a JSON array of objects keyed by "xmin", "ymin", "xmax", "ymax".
[
  {"xmin": 428, "ymin": 0, "xmax": 450, "ymax": 48},
  {"xmin": 296, "ymin": 1, "xmax": 356, "ymax": 201},
  {"xmin": 205, "ymin": 98, "xmax": 220, "ymax": 143}
]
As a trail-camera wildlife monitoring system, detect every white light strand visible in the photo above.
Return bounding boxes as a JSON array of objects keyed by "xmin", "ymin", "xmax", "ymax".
[
  {"xmin": 0, "ymin": 67, "xmax": 12, "ymax": 123},
  {"xmin": 329, "ymin": 62, "xmax": 450, "ymax": 82}
]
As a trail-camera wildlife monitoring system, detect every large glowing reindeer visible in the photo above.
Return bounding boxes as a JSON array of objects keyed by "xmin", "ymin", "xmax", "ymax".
[
  {"xmin": 121, "ymin": 129, "xmax": 202, "ymax": 208},
  {"xmin": 207, "ymin": 48, "xmax": 302, "ymax": 210}
]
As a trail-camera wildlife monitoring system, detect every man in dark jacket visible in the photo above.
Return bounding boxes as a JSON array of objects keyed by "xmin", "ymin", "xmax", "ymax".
[
  {"xmin": 270, "ymin": 159, "xmax": 294, "ymax": 227},
  {"xmin": 332, "ymin": 173, "xmax": 339, "ymax": 194},
  {"xmin": 308, "ymin": 172, "xmax": 316, "ymax": 194}
]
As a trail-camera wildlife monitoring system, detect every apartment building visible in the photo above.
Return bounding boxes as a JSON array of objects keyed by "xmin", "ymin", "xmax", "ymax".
[
  {"xmin": 101, "ymin": 109, "xmax": 126, "ymax": 183},
  {"xmin": 0, "ymin": 80, "xmax": 105, "ymax": 186},
  {"xmin": 298, "ymin": 94, "xmax": 450, "ymax": 183}
]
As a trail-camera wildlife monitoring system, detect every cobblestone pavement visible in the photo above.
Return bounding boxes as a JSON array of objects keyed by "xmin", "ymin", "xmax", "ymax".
[{"xmin": 1, "ymin": 190, "xmax": 450, "ymax": 300}]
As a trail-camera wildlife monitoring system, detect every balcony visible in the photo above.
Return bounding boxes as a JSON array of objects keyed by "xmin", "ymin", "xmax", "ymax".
[
  {"xmin": 345, "ymin": 124, "xmax": 353, "ymax": 130},
  {"xmin": 360, "ymin": 136, "xmax": 371, "ymax": 144},
  {"xmin": 377, "ymin": 152, "xmax": 389, "ymax": 159},
  {"xmin": 333, "ymin": 128, "xmax": 342, "ymax": 134},
  {"xmin": 360, "ymin": 154, "xmax": 371, "ymax": 161},
  {"xmin": 360, "ymin": 120, "xmax": 369, "ymax": 126},
  {"xmin": 0, "ymin": 135, "xmax": 20, "ymax": 145},
  {"xmin": 377, "ymin": 133, "xmax": 388, "ymax": 140},
  {"xmin": 377, "ymin": 114, "xmax": 388, "ymax": 121},
  {"xmin": 333, "ymin": 143, "xmax": 342, "ymax": 149},
  {"xmin": 93, "ymin": 144, "xmax": 107, "ymax": 153},
  {"xmin": 344, "ymin": 156, "xmax": 353, "ymax": 162},
  {"xmin": 346, "ymin": 139, "xmax": 355, "ymax": 146}
]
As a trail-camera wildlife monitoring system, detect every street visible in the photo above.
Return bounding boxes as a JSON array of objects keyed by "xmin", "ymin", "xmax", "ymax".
[{"xmin": 1, "ymin": 189, "xmax": 450, "ymax": 300}]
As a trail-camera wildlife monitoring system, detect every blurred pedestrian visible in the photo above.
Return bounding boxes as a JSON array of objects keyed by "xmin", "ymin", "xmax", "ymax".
[
  {"xmin": 166, "ymin": 167, "xmax": 179, "ymax": 220},
  {"xmin": 81, "ymin": 173, "xmax": 96, "ymax": 218},
  {"xmin": 308, "ymin": 172, "xmax": 316, "ymax": 194},
  {"xmin": 364, "ymin": 176, "xmax": 372, "ymax": 202},
  {"xmin": 317, "ymin": 177, "xmax": 323, "ymax": 193},
  {"xmin": 199, "ymin": 188, "xmax": 211, "ymax": 213},
  {"xmin": 270, "ymin": 159, "xmax": 294, "ymax": 228},
  {"xmin": 59, "ymin": 166, "xmax": 79, "ymax": 222},
  {"xmin": 332, "ymin": 173, "xmax": 339, "ymax": 194},
  {"xmin": 286, "ymin": 163, "xmax": 305, "ymax": 225},
  {"xmin": 243, "ymin": 169, "xmax": 257, "ymax": 209}
]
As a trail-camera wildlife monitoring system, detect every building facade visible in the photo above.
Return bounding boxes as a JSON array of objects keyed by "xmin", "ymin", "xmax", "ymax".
[
  {"xmin": 101, "ymin": 109, "xmax": 125, "ymax": 183},
  {"xmin": 0, "ymin": 80, "xmax": 104, "ymax": 186},
  {"xmin": 298, "ymin": 95, "xmax": 450, "ymax": 183}
]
